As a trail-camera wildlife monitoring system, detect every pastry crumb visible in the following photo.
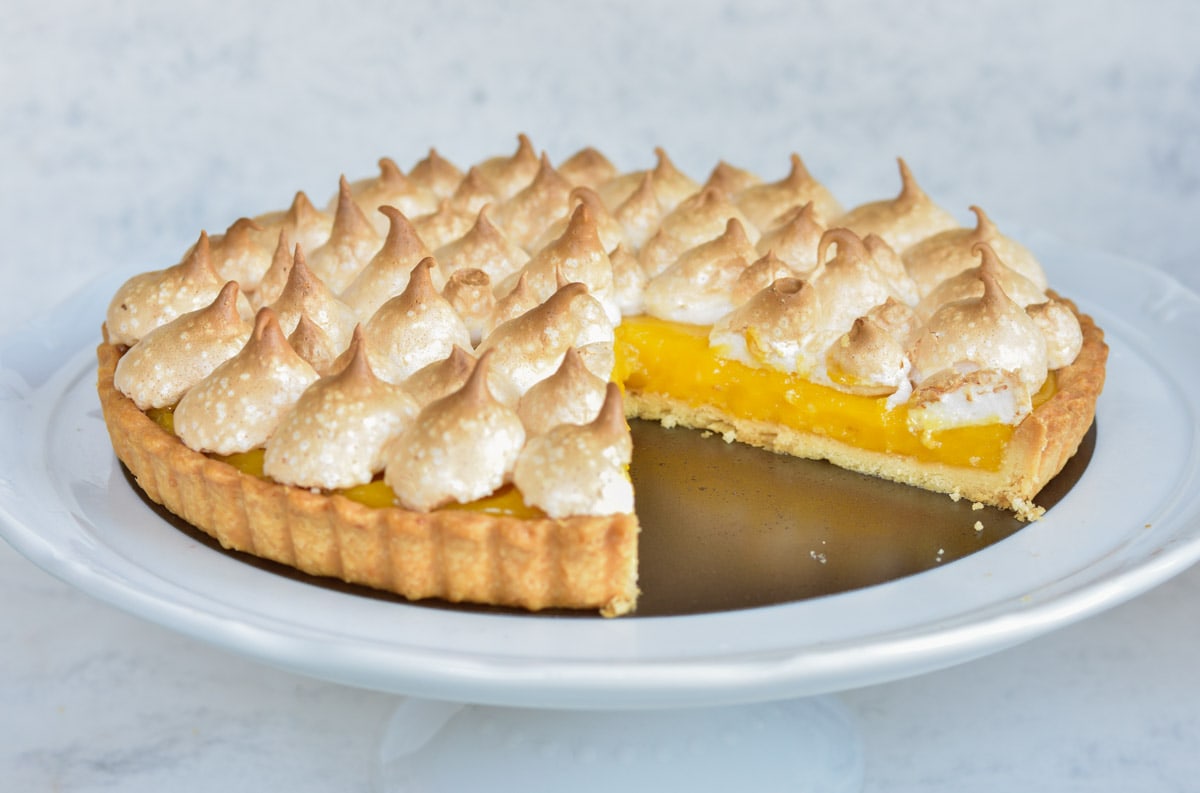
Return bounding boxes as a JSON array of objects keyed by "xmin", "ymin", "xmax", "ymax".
[
  {"xmin": 722, "ymin": 429, "xmax": 736, "ymax": 443},
  {"xmin": 971, "ymin": 502, "xmax": 984, "ymax": 511},
  {"xmin": 949, "ymin": 492, "xmax": 962, "ymax": 502},
  {"xmin": 974, "ymin": 520, "xmax": 984, "ymax": 531}
]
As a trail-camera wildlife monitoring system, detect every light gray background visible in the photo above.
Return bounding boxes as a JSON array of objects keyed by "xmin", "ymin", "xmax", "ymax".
[{"xmin": 2, "ymin": 1, "xmax": 1198, "ymax": 790}]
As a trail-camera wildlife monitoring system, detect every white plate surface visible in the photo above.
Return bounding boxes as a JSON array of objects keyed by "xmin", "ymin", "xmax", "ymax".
[{"xmin": 2, "ymin": 233, "xmax": 1199, "ymax": 710}]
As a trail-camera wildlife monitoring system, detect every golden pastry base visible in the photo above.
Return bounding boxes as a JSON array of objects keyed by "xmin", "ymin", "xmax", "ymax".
[{"xmin": 97, "ymin": 336, "xmax": 640, "ymax": 617}]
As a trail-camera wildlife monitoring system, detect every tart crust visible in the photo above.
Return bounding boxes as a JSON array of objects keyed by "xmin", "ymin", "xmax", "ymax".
[
  {"xmin": 97, "ymin": 333, "xmax": 640, "ymax": 617},
  {"xmin": 623, "ymin": 294, "xmax": 1106, "ymax": 521}
]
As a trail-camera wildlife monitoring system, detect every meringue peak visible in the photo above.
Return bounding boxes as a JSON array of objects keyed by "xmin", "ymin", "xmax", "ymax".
[{"xmin": 408, "ymin": 147, "xmax": 464, "ymax": 199}]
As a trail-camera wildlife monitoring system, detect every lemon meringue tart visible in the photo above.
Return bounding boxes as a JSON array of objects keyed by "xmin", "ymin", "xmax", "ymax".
[{"xmin": 97, "ymin": 137, "xmax": 1107, "ymax": 616}]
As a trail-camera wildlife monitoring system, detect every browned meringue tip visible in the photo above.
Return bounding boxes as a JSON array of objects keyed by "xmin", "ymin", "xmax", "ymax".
[
  {"xmin": 404, "ymin": 256, "xmax": 441, "ymax": 300},
  {"xmin": 817, "ymin": 227, "xmax": 869, "ymax": 267},
  {"xmin": 721, "ymin": 216, "xmax": 752, "ymax": 246},
  {"xmin": 182, "ymin": 230, "xmax": 218, "ymax": 278},
  {"xmin": 591, "ymin": 381, "xmax": 626, "ymax": 435},
  {"xmin": 768, "ymin": 276, "xmax": 806, "ymax": 297},
  {"xmin": 461, "ymin": 348, "xmax": 496, "ymax": 403},
  {"xmin": 895, "ymin": 157, "xmax": 931, "ymax": 207},
  {"xmin": 250, "ymin": 306, "xmax": 290, "ymax": 347},
  {"xmin": 283, "ymin": 244, "xmax": 320, "ymax": 296},
  {"xmin": 568, "ymin": 185, "xmax": 608, "ymax": 213},
  {"xmin": 377, "ymin": 156, "xmax": 410, "ymax": 186},
  {"xmin": 332, "ymin": 174, "xmax": 379, "ymax": 237},
  {"xmin": 377, "ymin": 204, "xmax": 428, "ymax": 252},
  {"xmin": 967, "ymin": 205, "xmax": 999, "ymax": 238},
  {"xmin": 286, "ymin": 190, "xmax": 321, "ymax": 220},
  {"xmin": 704, "ymin": 160, "xmax": 760, "ymax": 195},
  {"xmin": 409, "ymin": 146, "xmax": 463, "ymax": 189},
  {"xmin": 337, "ymin": 324, "xmax": 376, "ymax": 380},
  {"xmin": 212, "ymin": 280, "xmax": 244, "ymax": 320},
  {"xmin": 223, "ymin": 216, "xmax": 264, "ymax": 237},
  {"xmin": 785, "ymin": 152, "xmax": 813, "ymax": 185}
]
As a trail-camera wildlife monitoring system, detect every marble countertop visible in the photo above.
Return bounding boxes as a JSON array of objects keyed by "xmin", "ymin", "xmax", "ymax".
[{"xmin": 3, "ymin": 1, "xmax": 1199, "ymax": 789}]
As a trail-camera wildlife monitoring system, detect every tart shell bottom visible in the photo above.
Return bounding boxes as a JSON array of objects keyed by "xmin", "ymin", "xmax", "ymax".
[
  {"xmin": 625, "ymin": 297, "xmax": 1108, "ymax": 522},
  {"xmin": 96, "ymin": 336, "xmax": 640, "ymax": 617}
]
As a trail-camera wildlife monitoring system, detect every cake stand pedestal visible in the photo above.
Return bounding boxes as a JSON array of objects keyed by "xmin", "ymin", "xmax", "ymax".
[{"xmin": 374, "ymin": 696, "xmax": 863, "ymax": 793}]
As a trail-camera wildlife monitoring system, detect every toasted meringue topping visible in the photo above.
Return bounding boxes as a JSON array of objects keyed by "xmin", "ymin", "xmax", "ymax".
[
  {"xmin": 908, "ymin": 249, "xmax": 1049, "ymax": 392},
  {"xmin": 340, "ymin": 206, "xmax": 436, "ymax": 321},
  {"xmin": 916, "ymin": 243, "xmax": 1046, "ymax": 316},
  {"xmin": 267, "ymin": 247, "xmax": 358, "ymax": 351},
  {"xmin": 208, "ymin": 217, "xmax": 274, "ymax": 292},
  {"xmin": 476, "ymin": 282, "xmax": 615, "ymax": 403},
  {"xmin": 407, "ymin": 147, "xmax": 464, "ymax": 199},
  {"xmin": 710, "ymin": 276, "xmax": 827, "ymax": 375},
  {"xmin": 735, "ymin": 154, "xmax": 843, "ymax": 230},
  {"xmin": 597, "ymin": 147, "xmax": 699, "ymax": 213},
  {"xmin": 504, "ymin": 202, "xmax": 618, "ymax": 321},
  {"xmin": 494, "ymin": 153, "xmax": 573, "ymax": 250},
  {"xmin": 644, "ymin": 219, "xmax": 759, "ymax": 324},
  {"xmin": 107, "ymin": 232, "xmax": 249, "ymax": 347},
  {"xmin": 306, "ymin": 176, "xmax": 384, "ymax": 293},
  {"xmin": 517, "ymin": 347, "xmax": 609, "ymax": 436},
  {"xmin": 513, "ymin": 383, "xmax": 634, "ymax": 518},
  {"xmin": 703, "ymin": 160, "xmax": 762, "ymax": 196},
  {"xmin": 411, "ymin": 199, "xmax": 478, "ymax": 252},
  {"xmin": 609, "ymin": 244, "xmax": 648, "ymax": 316},
  {"xmin": 287, "ymin": 313, "xmax": 340, "ymax": 376},
  {"xmin": 174, "ymin": 308, "xmax": 319, "ymax": 455},
  {"xmin": 808, "ymin": 229, "xmax": 901, "ymax": 334},
  {"xmin": 339, "ymin": 157, "xmax": 438, "ymax": 234},
  {"xmin": 447, "ymin": 166, "xmax": 501, "ymax": 216},
  {"xmin": 826, "ymin": 316, "xmax": 912, "ymax": 398},
  {"xmin": 362, "ymin": 258, "xmax": 473, "ymax": 383},
  {"xmin": 475, "ymin": 133, "xmax": 541, "ymax": 201},
  {"xmin": 732, "ymin": 250, "xmax": 799, "ymax": 306},
  {"xmin": 442, "ymin": 268, "xmax": 496, "ymax": 345},
  {"xmin": 482, "ymin": 271, "xmax": 541, "ymax": 337},
  {"xmin": 836, "ymin": 159, "xmax": 959, "ymax": 252},
  {"xmin": 865, "ymin": 297, "xmax": 922, "ymax": 345},
  {"xmin": 252, "ymin": 230, "xmax": 296, "ymax": 309},
  {"xmin": 113, "ymin": 282, "xmax": 252, "ymax": 410},
  {"xmin": 902, "ymin": 205, "xmax": 1049, "ymax": 297},
  {"xmin": 402, "ymin": 344, "xmax": 477, "ymax": 408},
  {"xmin": 907, "ymin": 368, "xmax": 1032, "ymax": 434},
  {"xmin": 862, "ymin": 234, "xmax": 920, "ymax": 307},
  {"xmin": 528, "ymin": 186, "xmax": 627, "ymax": 255},
  {"xmin": 639, "ymin": 186, "xmax": 760, "ymax": 278},
  {"xmin": 1026, "ymin": 298, "xmax": 1084, "ymax": 369},
  {"xmin": 611, "ymin": 172, "xmax": 666, "ymax": 251},
  {"xmin": 557, "ymin": 146, "xmax": 619, "ymax": 189},
  {"xmin": 754, "ymin": 202, "xmax": 827, "ymax": 274},
  {"xmin": 264, "ymin": 328, "xmax": 419, "ymax": 490},
  {"xmin": 433, "ymin": 206, "xmax": 530, "ymax": 283},
  {"xmin": 384, "ymin": 351, "xmax": 526, "ymax": 512},
  {"xmin": 250, "ymin": 191, "xmax": 334, "ymax": 259}
]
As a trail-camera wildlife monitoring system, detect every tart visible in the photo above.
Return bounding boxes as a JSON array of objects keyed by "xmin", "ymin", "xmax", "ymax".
[{"xmin": 97, "ymin": 137, "xmax": 1107, "ymax": 616}]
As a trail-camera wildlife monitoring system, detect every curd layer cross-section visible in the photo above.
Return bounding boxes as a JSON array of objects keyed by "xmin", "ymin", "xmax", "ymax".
[{"xmin": 613, "ymin": 315, "xmax": 1055, "ymax": 471}]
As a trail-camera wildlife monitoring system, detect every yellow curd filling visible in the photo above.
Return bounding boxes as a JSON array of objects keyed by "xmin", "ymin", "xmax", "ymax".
[{"xmin": 612, "ymin": 315, "xmax": 1056, "ymax": 471}]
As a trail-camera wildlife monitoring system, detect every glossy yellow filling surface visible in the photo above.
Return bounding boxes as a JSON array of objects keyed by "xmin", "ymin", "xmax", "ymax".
[{"xmin": 613, "ymin": 315, "xmax": 1056, "ymax": 471}]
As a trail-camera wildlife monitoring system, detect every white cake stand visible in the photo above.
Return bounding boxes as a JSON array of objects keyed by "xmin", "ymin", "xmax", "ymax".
[{"xmin": 3, "ymin": 235, "xmax": 1199, "ymax": 792}]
